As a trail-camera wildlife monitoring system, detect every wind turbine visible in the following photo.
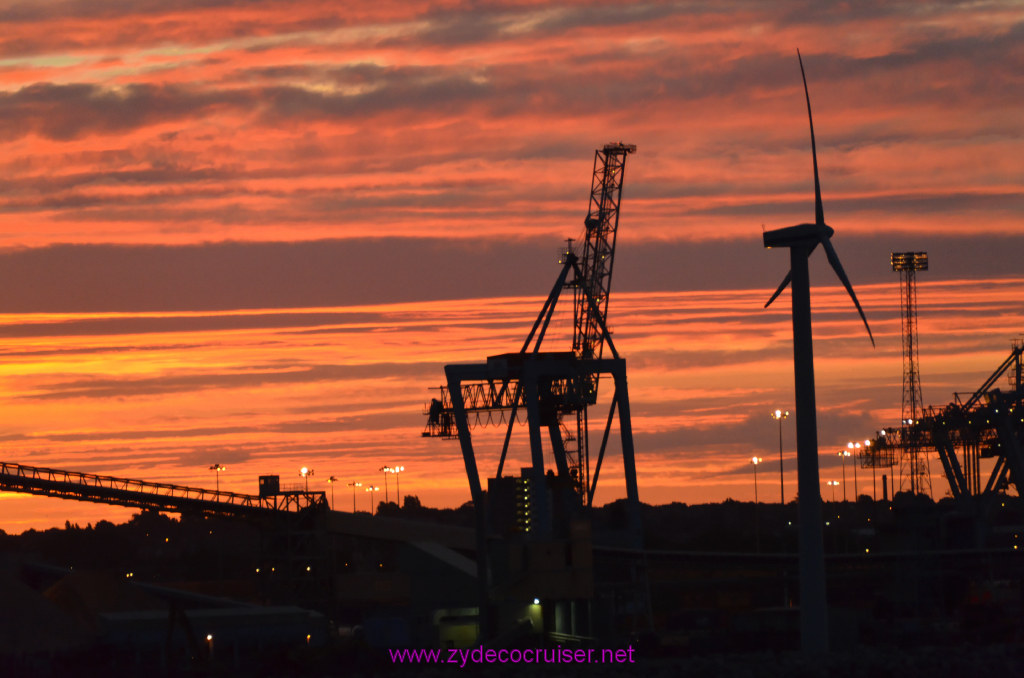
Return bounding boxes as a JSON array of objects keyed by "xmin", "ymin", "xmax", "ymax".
[{"xmin": 762, "ymin": 50, "xmax": 875, "ymax": 654}]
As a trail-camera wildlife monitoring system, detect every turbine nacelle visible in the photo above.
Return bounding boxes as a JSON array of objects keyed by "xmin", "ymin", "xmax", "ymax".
[{"xmin": 763, "ymin": 222, "xmax": 833, "ymax": 249}]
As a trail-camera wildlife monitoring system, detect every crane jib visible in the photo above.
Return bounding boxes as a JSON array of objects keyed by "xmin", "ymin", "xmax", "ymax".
[{"xmin": 573, "ymin": 143, "xmax": 635, "ymax": 368}]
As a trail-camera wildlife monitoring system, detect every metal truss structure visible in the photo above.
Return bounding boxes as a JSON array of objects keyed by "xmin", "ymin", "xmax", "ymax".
[
  {"xmin": 571, "ymin": 145, "xmax": 634, "ymax": 496},
  {"xmin": 422, "ymin": 144, "xmax": 642, "ymax": 641},
  {"xmin": 0, "ymin": 461, "xmax": 328, "ymax": 518},
  {"xmin": 425, "ymin": 252, "xmax": 641, "ymax": 529},
  {"xmin": 866, "ymin": 342, "xmax": 1024, "ymax": 501},
  {"xmin": 891, "ymin": 251, "xmax": 929, "ymax": 494},
  {"xmin": 424, "ymin": 143, "xmax": 637, "ymax": 512}
]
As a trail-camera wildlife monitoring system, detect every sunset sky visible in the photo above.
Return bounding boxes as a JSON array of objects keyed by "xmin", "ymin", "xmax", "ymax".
[{"xmin": 0, "ymin": 1, "xmax": 1022, "ymax": 533}]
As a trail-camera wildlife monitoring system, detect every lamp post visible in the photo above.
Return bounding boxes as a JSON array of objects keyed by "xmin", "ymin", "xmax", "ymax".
[
  {"xmin": 848, "ymin": 441, "xmax": 863, "ymax": 502},
  {"xmin": 327, "ymin": 476, "xmax": 338, "ymax": 510},
  {"xmin": 877, "ymin": 429, "xmax": 888, "ymax": 500},
  {"xmin": 300, "ymin": 466, "xmax": 313, "ymax": 492},
  {"xmin": 366, "ymin": 485, "xmax": 379, "ymax": 515},
  {"xmin": 838, "ymin": 449, "xmax": 850, "ymax": 502},
  {"xmin": 209, "ymin": 464, "xmax": 225, "ymax": 492},
  {"xmin": 826, "ymin": 480, "xmax": 840, "ymax": 503},
  {"xmin": 385, "ymin": 465, "xmax": 405, "ymax": 507},
  {"xmin": 771, "ymin": 409, "xmax": 789, "ymax": 504},
  {"xmin": 864, "ymin": 439, "xmax": 873, "ymax": 501},
  {"xmin": 348, "ymin": 481, "xmax": 362, "ymax": 512},
  {"xmin": 379, "ymin": 466, "xmax": 390, "ymax": 504},
  {"xmin": 751, "ymin": 456, "xmax": 763, "ymax": 503},
  {"xmin": 752, "ymin": 456, "xmax": 762, "ymax": 552}
]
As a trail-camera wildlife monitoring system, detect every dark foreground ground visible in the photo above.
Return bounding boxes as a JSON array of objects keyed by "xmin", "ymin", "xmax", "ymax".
[
  {"xmin": 1, "ymin": 494, "xmax": 1022, "ymax": 676},
  {"xmin": 6, "ymin": 641, "xmax": 1022, "ymax": 678}
]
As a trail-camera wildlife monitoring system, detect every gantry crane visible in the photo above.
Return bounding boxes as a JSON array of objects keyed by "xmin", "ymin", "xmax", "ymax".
[
  {"xmin": 424, "ymin": 142, "xmax": 637, "ymax": 514},
  {"xmin": 422, "ymin": 142, "xmax": 641, "ymax": 642},
  {"xmin": 865, "ymin": 341, "xmax": 1024, "ymax": 502}
]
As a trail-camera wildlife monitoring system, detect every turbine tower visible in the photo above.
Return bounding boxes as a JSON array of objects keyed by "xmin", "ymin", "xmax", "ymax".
[
  {"xmin": 763, "ymin": 51, "xmax": 875, "ymax": 654},
  {"xmin": 891, "ymin": 251, "xmax": 929, "ymax": 495}
]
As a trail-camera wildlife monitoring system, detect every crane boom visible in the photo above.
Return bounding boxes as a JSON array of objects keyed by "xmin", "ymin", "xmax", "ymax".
[{"xmin": 573, "ymin": 143, "xmax": 636, "ymax": 371}]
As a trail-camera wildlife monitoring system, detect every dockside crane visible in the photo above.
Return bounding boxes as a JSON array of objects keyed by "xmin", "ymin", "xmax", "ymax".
[
  {"xmin": 423, "ymin": 142, "xmax": 637, "ymax": 511},
  {"xmin": 866, "ymin": 341, "xmax": 1024, "ymax": 503},
  {"xmin": 422, "ymin": 143, "xmax": 642, "ymax": 641}
]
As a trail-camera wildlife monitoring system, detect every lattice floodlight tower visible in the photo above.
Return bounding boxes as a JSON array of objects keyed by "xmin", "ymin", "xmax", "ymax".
[
  {"xmin": 424, "ymin": 142, "xmax": 640, "ymax": 536},
  {"xmin": 762, "ymin": 52, "xmax": 875, "ymax": 654},
  {"xmin": 891, "ymin": 251, "xmax": 930, "ymax": 495}
]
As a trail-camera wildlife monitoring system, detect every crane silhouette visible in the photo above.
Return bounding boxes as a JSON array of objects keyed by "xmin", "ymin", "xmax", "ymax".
[{"xmin": 762, "ymin": 50, "xmax": 875, "ymax": 654}]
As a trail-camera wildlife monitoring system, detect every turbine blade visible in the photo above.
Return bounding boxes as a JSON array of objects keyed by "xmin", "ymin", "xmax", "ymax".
[
  {"xmin": 797, "ymin": 49, "xmax": 825, "ymax": 228},
  {"xmin": 821, "ymin": 236, "xmax": 875, "ymax": 347},
  {"xmin": 764, "ymin": 271, "xmax": 791, "ymax": 308}
]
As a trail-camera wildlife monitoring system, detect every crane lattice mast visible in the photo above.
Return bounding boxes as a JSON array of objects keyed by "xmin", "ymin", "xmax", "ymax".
[
  {"xmin": 574, "ymin": 143, "xmax": 635, "ymax": 364},
  {"xmin": 569, "ymin": 142, "xmax": 635, "ymax": 500}
]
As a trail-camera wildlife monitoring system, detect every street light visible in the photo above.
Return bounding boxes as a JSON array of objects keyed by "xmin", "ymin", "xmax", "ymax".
[
  {"xmin": 826, "ymin": 480, "xmax": 840, "ymax": 503},
  {"xmin": 771, "ymin": 409, "xmax": 789, "ymax": 504},
  {"xmin": 848, "ymin": 441, "xmax": 863, "ymax": 502},
  {"xmin": 838, "ymin": 449, "xmax": 850, "ymax": 502},
  {"xmin": 209, "ymin": 464, "xmax": 225, "ymax": 492},
  {"xmin": 365, "ymin": 485, "xmax": 379, "ymax": 515},
  {"xmin": 300, "ymin": 466, "xmax": 314, "ymax": 492},
  {"xmin": 751, "ymin": 456, "xmax": 762, "ymax": 552},
  {"xmin": 385, "ymin": 465, "xmax": 405, "ymax": 507},
  {"xmin": 348, "ymin": 481, "xmax": 362, "ymax": 512},
  {"xmin": 866, "ymin": 438, "xmax": 876, "ymax": 501},
  {"xmin": 327, "ymin": 476, "xmax": 338, "ymax": 510},
  {"xmin": 751, "ymin": 456, "xmax": 763, "ymax": 503},
  {"xmin": 379, "ymin": 466, "xmax": 391, "ymax": 503},
  {"xmin": 880, "ymin": 428, "xmax": 895, "ymax": 498}
]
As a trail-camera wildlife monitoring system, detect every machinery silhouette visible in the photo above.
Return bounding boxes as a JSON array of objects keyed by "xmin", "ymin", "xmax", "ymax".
[
  {"xmin": 423, "ymin": 142, "xmax": 645, "ymax": 641},
  {"xmin": 892, "ymin": 251, "xmax": 931, "ymax": 495},
  {"xmin": 866, "ymin": 341, "xmax": 1024, "ymax": 506},
  {"xmin": 424, "ymin": 142, "xmax": 640, "ymax": 522},
  {"xmin": 761, "ymin": 50, "xmax": 875, "ymax": 654}
]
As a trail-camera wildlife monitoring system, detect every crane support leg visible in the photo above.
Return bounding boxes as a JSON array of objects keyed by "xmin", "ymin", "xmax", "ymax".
[
  {"xmin": 995, "ymin": 412, "xmax": 1024, "ymax": 497},
  {"xmin": 984, "ymin": 456, "xmax": 1008, "ymax": 495},
  {"xmin": 523, "ymin": 365, "xmax": 553, "ymax": 537},
  {"xmin": 932, "ymin": 426, "xmax": 967, "ymax": 499},
  {"xmin": 587, "ymin": 393, "xmax": 619, "ymax": 506},
  {"xmin": 611, "ymin": 361, "xmax": 642, "ymax": 545},
  {"xmin": 443, "ymin": 363, "xmax": 493, "ymax": 639},
  {"xmin": 496, "ymin": 383, "xmax": 522, "ymax": 479},
  {"xmin": 547, "ymin": 419, "xmax": 571, "ymax": 478},
  {"xmin": 445, "ymin": 364, "xmax": 489, "ymax": 506}
]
